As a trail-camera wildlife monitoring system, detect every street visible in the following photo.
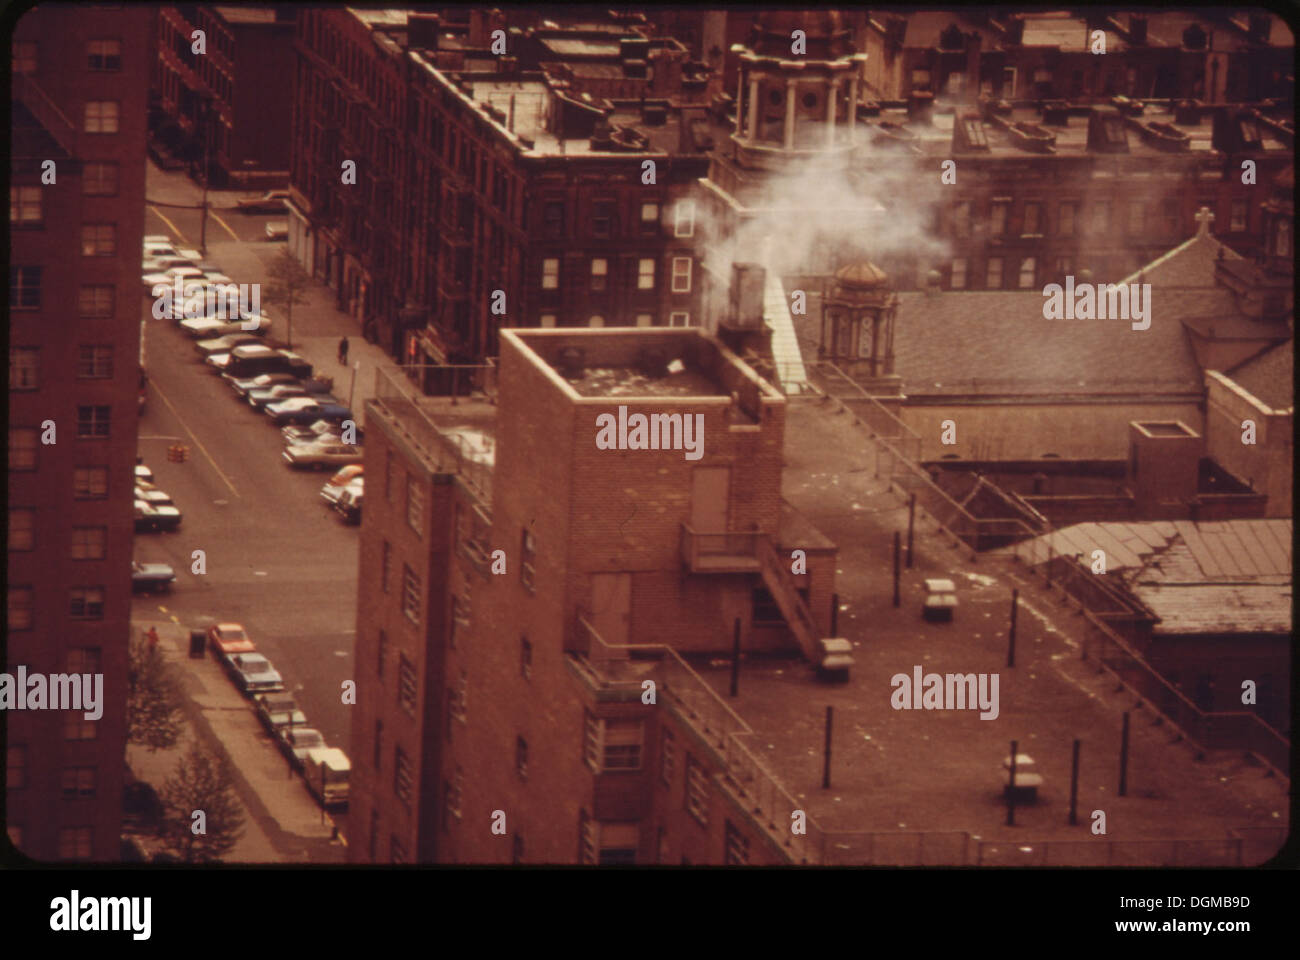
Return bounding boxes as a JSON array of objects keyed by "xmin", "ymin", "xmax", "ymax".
[{"xmin": 132, "ymin": 161, "xmax": 365, "ymax": 753}]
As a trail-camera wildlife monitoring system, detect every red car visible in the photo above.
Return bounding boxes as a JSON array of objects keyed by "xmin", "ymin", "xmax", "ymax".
[{"xmin": 208, "ymin": 622, "xmax": 255, "ymax": 658}]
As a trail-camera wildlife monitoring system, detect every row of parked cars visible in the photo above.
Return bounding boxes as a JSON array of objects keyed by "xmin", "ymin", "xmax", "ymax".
[
  {"xmin": 207, "ymin": 622, "xmax": 350, "ymax": 810},
  {"xmin": 133, "ymin": 460, "xmax": 184, "ymax": 534}
]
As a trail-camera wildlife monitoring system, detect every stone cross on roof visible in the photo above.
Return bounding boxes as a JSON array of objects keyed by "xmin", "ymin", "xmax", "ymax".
[{"xmin": 1194, "ymin": 205, "xmax": 1215, "ymax": 237}]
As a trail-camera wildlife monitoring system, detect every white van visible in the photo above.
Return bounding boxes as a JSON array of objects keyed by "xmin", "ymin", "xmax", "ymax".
[{"xmin": 302, "ymin": 747, "xmax": 350, "ymax": 810}]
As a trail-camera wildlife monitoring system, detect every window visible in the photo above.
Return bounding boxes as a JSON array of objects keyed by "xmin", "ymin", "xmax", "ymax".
[
  {"xmin": 1230, "ymin": 199, "xmax": 1248, "ymax": 232},
  {"xmin": 76, "ymin": 405, "xmax": 110, "ymax": 438},
  {"xmin": 10, "ymin": 349, "xmax": 38, "ymax": 390},
  {"xmin": 61, "ymin": 767, "xmax": 97, "ymax": 799},
  {"xmin": 640, "ymin": 202, "xmax": 659, "ymax": 228},
  {"xmin": 951, "ymin": 201, "xmax": 971, "ymax": 238},
  {"xmin": 660, "ymin": 729, "xmax": 675, "ymax": 785},
  {"xmin": 752, "ymin": 587, "xmax": 783, "ymax": 624},
  {"xmin": 87, "ymin": 39, "xmax": 121, "ymax": 70},
  {"xmin": 542, "ymin": 201, "xmax": 564, "ymax": 239},
  {"xmin": 10, "ymin": 266, "xmax": 42, "ymax": 309},
  {"xmin": 1058, "ymin": 202, "xmax": 1077, "ymax": 237},
  {"xmin": 725, "ymin": 821, "xmax": 750, "ymax": 865},
  {"xmin": 9, "ymin": 428, "xmax": 38, "ymax": 470},
  {"xmin": 539, "ymin": 314, "xmax": 557, "ymax": 328},
  {"xmin": 78, "ymin": 286, "xmax": 114, "ymax": 317},
  {"xmin": 950, "ymin": 259, "xmax": 967, "ymax": 289},
  {"xmin": 84, "ymin": 101, "xmax": 120, "ymax": 133},
  {"xmin": 590, "ymin": 258, "xmax": 608, "ymax": 292},
  {"xmin": 512, "ymin": 834, "xmax": 524, "ymax": 864},
  {"xmin": 64, "ymin": 714, "xmax": 97, "ymax": 741},
  {"xmin": 390, "ymin": 835, "xmax": 407, "ymax": 864},
  {"xmin": 10, "ymin": 586, "xmax": 34, "ymax": 628},
  {"xmin": 6, "ymin": 746, "xmax": 25, "ymax": 789},
  {"xmin": 668, "ymin": 311, "xmax": 690, "ymax": 327},
  {"xmin": 58, "ymin": 827, "xmax": 93, "ymax": 860},
  {"xmin": 380, "ymin": 541, "xmax": 392, "ymax": 594},
  {"xmin": 635, "ymin": 313, "xmax": 653, "ymax": 327},
  {"xmin": 1127, "ymin": 201, "xmax": 1145, "ymax": 234},
  {"xmin": 1022, "ymin": 202, "xmax": 1042, "ymax": 236},
  {"xmin": 985, "ymin": 258, "xmax": 1003, "ymax": 289},
  {"xmin": 443, "ymin": 769, "xmax": 463, "ymax": 830},
  {"xmin": 405, "ymin": 475, "xmax": 423, "ymax": 533},
  {"xmin": 541, "ymin": 258, "xmax": 559, "ymax": 290},
  {"xmin": 13, "ymin": 40, "xmax": 36, "ymax": 74},
  {"xmin": 1090, "ymin": 201, "xmax": 1109, "ymax": 233},
  {"xmin": 596, "ymin": 823, "xmax": 638, "ymax": 865},
  {"xmin": 520, "ymin": 528, "xmax": 536, "ymax": 590},
  {"xmin": 70, "ymin": 587, "xmax": 105, "ymax": 620},
  {"xmin": 376, "ymin": 629, "xmax": 387, "ymax": 679},
  {"xmin": 685, "ymin": 756, "xmax": 710, "ymax": 826},
  {"xmin": 8, "ymin": 510, "xmax": 34, "ymax": 551},
  {"xmin": 579, "ymin": 810, "xmax": 596, "ymax": 864},
  {"xmin": 516, "ymin": 736, "xmax": 528, "ymax": 779},
  {"xmin": 1018, "ymin": 257, "xmax": 1037, "ymax": 289},
  {"xmin": 373, "ymin": 719, "xmax": 383, "ymax": 770},
  {"xmin": 398, "ymin": 654, "xmax": 417, "ymax": 717},
  {"xmin": 674, "ymin": 200, "xmax": 695, "ymax": 237},
  {"xmin": 81, "ymin": 224, "xmax": 116, "ymax": 257},
  {"xmin": 450, "ymin": 595, "xmax": 470, "ymax": 649},
  {"xmin": 70, "ymin": 527, "xmax": 106, "ymax": 560},
  {"xmin": 520, "ymin": 636, "xmax": 532, "ymax": 679},
  {"xmin": 990, "ymin": 201, "xmax": 1009, "ymax": 236},
  {"xmin": 66, "ymin": 648, "xmax": 101, "ymax": 675},
  {"xmin": 584, "ymin": 714, "xmax": 644, "ymax": 772},
  {"xmin": 394, "ymin": 746, "xmax": 412, "ymax": 807},
  {"xmin": 671, "ymin": 257, "xmax": 692, "ymax": 293},
  {"xmin": 10, "ymin": 186, "xmax": 42, "ymax": 224},
  {"xmin": 73, "ymin": 467, "xmax": 108, "ymax": 499},
  {"xmin": 76, "ymin": 345, "xmax": 113, "ymax": 379},
  {"xmin": 401, "ymin": 565, "xmax": 420, "ymax": 623},
  {"xmin": 637, "ymin": 258, "xmax": 656, "ymax": 291},
  {"xmin": 82, "ymin": 162, "xmax": 119, "ymax": 196},
  {"xmin": 592, "ymin": 200, "xmax": 614, "ymax": 238}
]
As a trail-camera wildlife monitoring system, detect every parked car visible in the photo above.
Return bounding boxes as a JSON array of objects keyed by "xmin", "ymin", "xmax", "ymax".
[
  {"xmin": 134, "ymin": 463, "xmax": 154, "ymax": 484},
  {"xmin": 143, "ymin": 266, "xmax": 205, "ymax": 290},
  {"xmin": 277, "ymin": 726, "xmax": 325, "ymax": 769},
  {"xmin": 284, "ymin": 440, "xmax": 364, "ymax": 470},
  {"xmin": 196, "ymin": 333, "xmax": 269, "ymax": 357},
  {"xmin": 248, "ymin": 383, "xmax": 319, "ymax": 410},
  {"xmin": 302, "ymin": 747, "xmax": 351, "ymax": 810},
  {"xmin": 223, "ymin": 653, "xmax": 285, "ymax": 696},
  {"xmin": 283, "ymin": 415, "xmax": 357, "ymax": 445},
  {"xmin": 235, "ymin": 189, "xmax": 289, "ymax": 214},
  {"xmin": 265, "ymin": 221, "xmax": 289, "ymax": 241},
  {"xmin": 225, "ymin": 347, "xmax": 311, "ymax": 380},
  {"xmin": 142, "ymin": 242, "xmax": 177, "ymax": 261},
  {"xmin": 335, "ymin": 484, "xmax": 363, "ymax": 524},
  {"xmin": 180, "ymin": 315, "xmax": 271, "ymax": 339},
  {"xmin": 267, "ymin": 399, "xmax": 352, "ymax": 427},
  {"xmin": 134, "ymin": 486, "xmax": 174, "ymax": 507},
  {"xmin": 208, "ymin": 622, "xmax": 255, "ymax": 658},
  {"xmin": 320, "ymin": 465, "xmax": 364, "ymax": 505},
  {"xmin": 131, "ymin": 560, "xmax": 176, "ymax": 593},
  {"xmin": 253, "ymin": 692, "xmax": 307, "ymax": 734},
  {"xmin": 142, "ymin": 234, "xmax": 174, "ymax": 247},
  {"xmin": 133, "ymin": 500, "xmax": 182, "ymax": 533},
  {"xmin": 231, "ymin": 372, "xmax": 301, "ymax": 398}
]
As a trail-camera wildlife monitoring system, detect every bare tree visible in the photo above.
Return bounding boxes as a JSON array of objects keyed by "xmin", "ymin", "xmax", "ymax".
[
  {"xmin": 261, "ymin": 250, "xmax": 312, "ymax": 350},
  {"xmin": 156, "ymin": 742, "xmax": 246, "ymax": 863},
  {"xmin": 127, "ymin": 631, "xmax": 184, "ymax": 752}
]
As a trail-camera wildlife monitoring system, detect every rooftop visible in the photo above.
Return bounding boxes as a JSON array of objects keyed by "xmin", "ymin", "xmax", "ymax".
[{"xmin": 1225, "ymin": 341, "xmax": 1296, "ymax": 412}]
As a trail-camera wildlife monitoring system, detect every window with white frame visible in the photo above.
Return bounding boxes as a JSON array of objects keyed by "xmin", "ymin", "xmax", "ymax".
[
  {"xmin": 668, "ymin": 311, "xmax": 690, "ymax": 327},
  {"xmin": 671, "ymin": 257, "xmax": 692, "ymax": 293},
  {"xmin": 674, "ymin": 200, "xmax": 695, "ymax": 237}
]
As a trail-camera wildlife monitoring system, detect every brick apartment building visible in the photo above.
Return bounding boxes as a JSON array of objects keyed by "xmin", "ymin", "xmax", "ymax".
[
  {"xmin": 8, "ymin": 4, "xmax": 153, "ymax": 861},
  {"xmin": 151, "ymin": 4, "xmax": 297, "ymax": 185},
  {"xmin": 289, "ymin": 9, "xmax": 712, "ymax": 372},
  {"xmin": 350, "ymin": 329, "xmax": 841, "ymax": 863}
]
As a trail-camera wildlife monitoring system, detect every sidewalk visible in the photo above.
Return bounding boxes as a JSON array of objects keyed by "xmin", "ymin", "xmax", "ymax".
[{"xmin": 131, "ymin": 621, "xmax": 348, "ymax": 863}]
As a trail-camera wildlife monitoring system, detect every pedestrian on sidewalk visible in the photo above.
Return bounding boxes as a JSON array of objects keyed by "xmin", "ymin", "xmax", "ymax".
[{"xmin": 338, "ymin": 336, "xmax": 350, "ymax": 365}]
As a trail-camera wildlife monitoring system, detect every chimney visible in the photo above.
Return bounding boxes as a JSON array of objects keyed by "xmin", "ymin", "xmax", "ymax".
[
  {"xmin": 725, "ymin": 263, "xmax": 766, "ymax": 330},
  {"xmin": 407, "ymin": 13, "xmax": 441, "ymax": 50},
  {"xmin": 1127, "ymin": 421, "xmax": 1203, "ymax": 515}
]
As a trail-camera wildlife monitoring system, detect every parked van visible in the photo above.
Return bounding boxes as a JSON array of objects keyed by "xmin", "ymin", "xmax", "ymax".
[
  {"xmin": 302, "ymin": 747, "xmax": 350, "ymax": 810},
  {"xmin": 226, "ymin": 346, "xmax": 312, "ymax": 380}
]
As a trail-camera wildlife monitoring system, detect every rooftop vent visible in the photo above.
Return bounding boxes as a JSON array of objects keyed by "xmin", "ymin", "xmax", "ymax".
[{"xmin": 557, "ymin": 346, "xmax": 586, "ymax": 379}]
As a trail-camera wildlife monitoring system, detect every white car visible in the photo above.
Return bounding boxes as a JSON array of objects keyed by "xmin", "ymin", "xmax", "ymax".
[
  {"xmin": 134, "ymin": 486, "xmax": 174, "ymax": 507},
  {"xmin": 180, "ymin": 315, "xmax": 270, "ymax": 338},
  {"xmin": 283, "ymin": 441, "xmax": 364, "ymax": 470},
  {"xmin": 143, "ymin": 266, "xmax": 205, "ymax": 289},
  {"xmin": 134, "ymin": 463, "xmax": 154, "ymax": 484}
]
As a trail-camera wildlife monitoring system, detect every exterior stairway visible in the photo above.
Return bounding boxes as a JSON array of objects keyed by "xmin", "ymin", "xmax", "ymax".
[{"xmin": 755, "ymin": 536, "xmax": 825, "ymax": 663}]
